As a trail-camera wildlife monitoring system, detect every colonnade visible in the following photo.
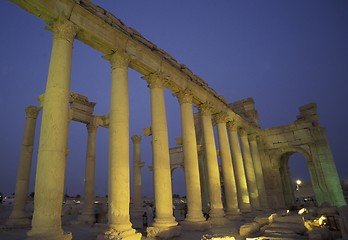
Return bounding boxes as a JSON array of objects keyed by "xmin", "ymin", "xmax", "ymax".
[{"xmin": 8, "ymin": 17, "xmax": 269, "ymax": 240}]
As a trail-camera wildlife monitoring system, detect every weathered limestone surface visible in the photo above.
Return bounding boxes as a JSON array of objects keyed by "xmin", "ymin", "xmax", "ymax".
[
  {"xmin": 79, "ymin": 121, "xmax": 98, "ymax": 224},
  {"xmin": 7, "ymin": 106, "xmax": 40, "ymax": 227},
  {"xmin": 176, "ymin": 90, "xmax": 209, "ymax": 231},
  {"xmin": 98, "ymin": 51, "xmax": 141, "ymax": 240},
  {"xmin": 131, "ymin": 134, "xmax": 145, "ymax": 222},
  {"xmin": 262, "ymin": 104, "xmax": 346, "ymax": 208},
  {"xmin": 214, "ymin": 113, "xmax": 239, "ymax": 217},
  {"xmin": 198, "ymin": 103, "xmax": 228, "ymax": 226},
  {"xmin": 6, "ymin": 1, "xmax": 346, "ymax": 239},
  {"xmin": 27, "ymin": 18, "xmax": 78, "ymax": 240},
  {"xmin": 143, "ymin": 73, "xmax": 180, "ymax": 238}
]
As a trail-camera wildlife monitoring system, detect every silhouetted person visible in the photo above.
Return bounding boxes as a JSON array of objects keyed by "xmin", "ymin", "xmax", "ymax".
[{"xmin": 142, "ymin": 212, "xmax": 148, "ymax": 227}]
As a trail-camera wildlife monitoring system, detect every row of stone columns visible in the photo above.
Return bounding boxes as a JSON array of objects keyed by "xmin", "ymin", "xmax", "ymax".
[{"xmin": 9, "ymin": 17, "xmax": 269, "ymax": 240}]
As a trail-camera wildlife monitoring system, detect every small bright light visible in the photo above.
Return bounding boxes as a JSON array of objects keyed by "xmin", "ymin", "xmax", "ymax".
[
  {"xmin": 296, "ymin": 179, "xmax": 302, "ymax": 185},
  {"xmin": 319, "ymin": 215, "xmax": 327, "ymax": 226},
  {"xmin": 298, "ymin": 208, "xmax": 308, "ymax": 214}
]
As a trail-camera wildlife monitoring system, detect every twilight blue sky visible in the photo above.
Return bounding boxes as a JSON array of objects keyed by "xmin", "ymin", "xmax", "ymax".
[{"xmin": 1, "ymin": 1, "xmax": 347, "ymax": 197}]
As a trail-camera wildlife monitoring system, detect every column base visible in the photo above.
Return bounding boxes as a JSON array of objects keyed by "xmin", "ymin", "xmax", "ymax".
[
  {"xmin": 225, "ymin": 208, "xmax": 241, "ymax": 220},
  {"xmin": 208, "ymin": 208, "xmax": 230, "ymax": 226},
  {"xmin": 180, "ymin": 219, "xmax": 210, "ymax": 231},
  {"xmin": 6, "ymin": 215, "xmax": 31, "ymax": 228},
  {"xmin": 240, "ymin": 206, "xmax": 252, "ymax": 213},
  {"xmin": 97, "ymin": 225, "xmax": 142, "ymax": 240},
  {"xmin": 146, "ymin": 225, "xmax": 181, "ymax": 238},
  {"xmin": 208, "ymin": 216, "xmax": 230, "ymax": 226},
  {"xmin": 27, "ymin": 229, "xmax": 72, "ymax": 240}
]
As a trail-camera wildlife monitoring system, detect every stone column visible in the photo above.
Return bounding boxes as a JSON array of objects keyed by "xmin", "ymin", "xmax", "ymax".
[
  {"xmin": 7, "ymin": 106, "xmax": 40, "ymax": 226},
  {"xmin": 79, "ymin": 122, "xmax": 98, "ymax": 224},
  {"xmin": 175, "ymin": 90, "xmax": 209, "ymax": 230},
  {"xmin": 249, "ymin": 135, "xmax": 269, "ymax": 209},
  {"xmin": 131, "ymin": 135, "xmax": 145, "ymax": 218},
  {"xmin": 142, "ymin": 73, "xmax": 180, "ymax": 238},
  {"xmin": 239, "ymin": 128, "xmax": 261, "ymax": 210},
  {"xmin": 214, "ymin": 113, "xmax": 239, "ymax": 218},
  {"xmin": 256, "ymin": 136, "xmax": 270, "ymax": 208},
  {"xmin": 27, "ymin": 18, "xmax": 78, "ymax": 240},
  {"xmin": 98, "ymin": 51, "xmax": 141, "ymax": 240},
  {"xmin": 227, "ymin": 122, "xmax": 251, "ymax": 212},
  {"xmin": 198, "ymin": 103, "xmax": 228, "ymax": 226}
]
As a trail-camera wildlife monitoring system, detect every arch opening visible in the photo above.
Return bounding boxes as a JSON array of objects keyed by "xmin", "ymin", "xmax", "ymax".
[{"xmin": 280, "ymin": 151, "xmax": 316, "ymax": 208}]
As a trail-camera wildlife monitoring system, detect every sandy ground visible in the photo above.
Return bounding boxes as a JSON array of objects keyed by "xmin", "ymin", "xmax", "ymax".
[{"xmin": 0, "ymin": 202, "xmax": 262, "ymax": 240}]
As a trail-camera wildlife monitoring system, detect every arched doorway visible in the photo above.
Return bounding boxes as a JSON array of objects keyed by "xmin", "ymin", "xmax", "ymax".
[{"xmin": 279, "ymin": 151, "xmax": 315, "ymax": 207}]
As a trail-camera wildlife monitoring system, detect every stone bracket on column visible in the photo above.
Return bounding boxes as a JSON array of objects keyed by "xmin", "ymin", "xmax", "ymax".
[{"xmin": 69, "ymin": 92, "xmax": 96, "ymax": 124}]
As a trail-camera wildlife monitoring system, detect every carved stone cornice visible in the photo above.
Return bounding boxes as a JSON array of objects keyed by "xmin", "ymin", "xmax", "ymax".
[
  {"xmin": 142, "ymin": 72, "xmax": 166, "ymax": 89},
  {"xmin": 47, "ymin": 17, "xmax": 79, "ymax": 43},
  {"xmin": 131, "ymin": 135, "xmax": 142, "ymax": 144},
  {"xmin": 103, "ymin": 50, "xmax": 130, "ymax": 69},
  {"xmin": 226, "ymin": 120, "xmax": 238, "ymax": 131},
  {"xmin": 174, "ymin": 89, "xmax": 193, "ymax": 105},
  {"xmin": 213, "ymin": 112, "xmax": 229, "ymax": 124},
  {"xmin": 196, "ymin": 101, "xmax": 216, "ymax": 116},
  {"xmin": 25, "ymin": 106, "xmax": 40, "ymax": 119}
]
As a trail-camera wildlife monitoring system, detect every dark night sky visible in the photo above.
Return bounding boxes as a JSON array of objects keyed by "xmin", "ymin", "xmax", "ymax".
[{"xmin": 1, "ymin": 1, "xmax": 347, "ymax": 198}]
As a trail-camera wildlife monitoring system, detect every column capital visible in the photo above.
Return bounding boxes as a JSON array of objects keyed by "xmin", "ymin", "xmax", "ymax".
[
  {"xmin": 173, "ymin": 89, "xmax": 193, "ymax": 105},
  {"xmin": 213, "ymin": 112, "xmax": 229, "ymax": 124},
  {"xmin": 142, "ymin": 126, "xmax": 152, "ymax": 136},
  {"xmin": 142, "ymin": 72, "xmax": 168, "ymax": 89},
  {"xmin": 131, "ymin": 135, "xmax": 142, "ymax": 144},
  {"xmin": 196, "ymin": 102, "xmax": 215, "ymax": 116},
  {"xmin": 238, "ymin": 128, "xmax": 249, "ymax": 137},
  {"xmin": 25, "ymin": 106, "xmax": 40, "ymax": 119},
  {"xmin": 87, "ymin": 122, "xmax": 98, "ymax": 133},
  {"xmin": 248, "ymin": 134, "xmax": 258, "ymax": 141},
  {"xmin": 47, "ymin": 17, "xmax": 79, "ymax": 43},
  {"xmin": 226, "ymin": 120, "xmax": 238, "ymax": 131},
  {"xmin": 103, "ymin": 50, "xmax": 130, "ymax": 69}
]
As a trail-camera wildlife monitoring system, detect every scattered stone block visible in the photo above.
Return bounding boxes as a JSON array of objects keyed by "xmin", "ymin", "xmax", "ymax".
[{"xmin": 239, "ymin": 222, "xmax": 260, "ymax": 236}]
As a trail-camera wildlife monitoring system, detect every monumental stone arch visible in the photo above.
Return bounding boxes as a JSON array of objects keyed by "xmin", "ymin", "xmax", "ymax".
[
  {"xmin": 6, "ymin": 0, "xmax": 346, "ymax": 240},
  {"xmin": 261, "ymin": 103, "xmax": 346, "ymax": 209}
]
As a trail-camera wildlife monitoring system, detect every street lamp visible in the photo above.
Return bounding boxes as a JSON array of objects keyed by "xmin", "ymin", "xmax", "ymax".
[{"xmin": 296, "ymin": 179, "xmax": 302, "ymax": 191}]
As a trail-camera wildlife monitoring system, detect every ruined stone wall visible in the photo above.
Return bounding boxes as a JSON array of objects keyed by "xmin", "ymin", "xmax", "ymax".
[{"xmin": 261, "ymin": 104, "xmax": 346, "ymax": 207}]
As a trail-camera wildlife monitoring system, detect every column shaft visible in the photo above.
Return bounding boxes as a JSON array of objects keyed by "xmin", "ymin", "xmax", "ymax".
[
  {"xmin": 240, "ymin": 130, "xmax": 260, "ymax": 209},
  {"xmin": 227, "ymin": 123, "xmax": 251, "ymax": 212},
  {"xmin": 249, "ymin": 136, "xmax": 269, "ymax": 209},
  {"xmin": 176, "ymin": 91, "xmax": 206, "ymax": 227},
  {"xmin": 215, "ymin": 116, "xmax": 239, "ymax": 217},
  {"xmin": 8, "ymin": 106, "xmax": 40, "ymax": 226},
  {"xmin": 144, "ymin": 73, "xmax": 177, "ymax": 229},
  {"xmin": 199, "ymin": 104, "xmax": 226, "ymax": 225},
  {"xmin": 131, "ymin": 135, "xmax": 144, "ymax": 216},
  {"xmin": 80, "ymin": 123, "xmax": 97, "ymax": 223},
  {"xmin": 101, "ymin": 51, "xmax": 140, "ymax": 239},
  {"xmin": 28, "ymin": 18, "xmax": 78, "ymax": 240}
]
